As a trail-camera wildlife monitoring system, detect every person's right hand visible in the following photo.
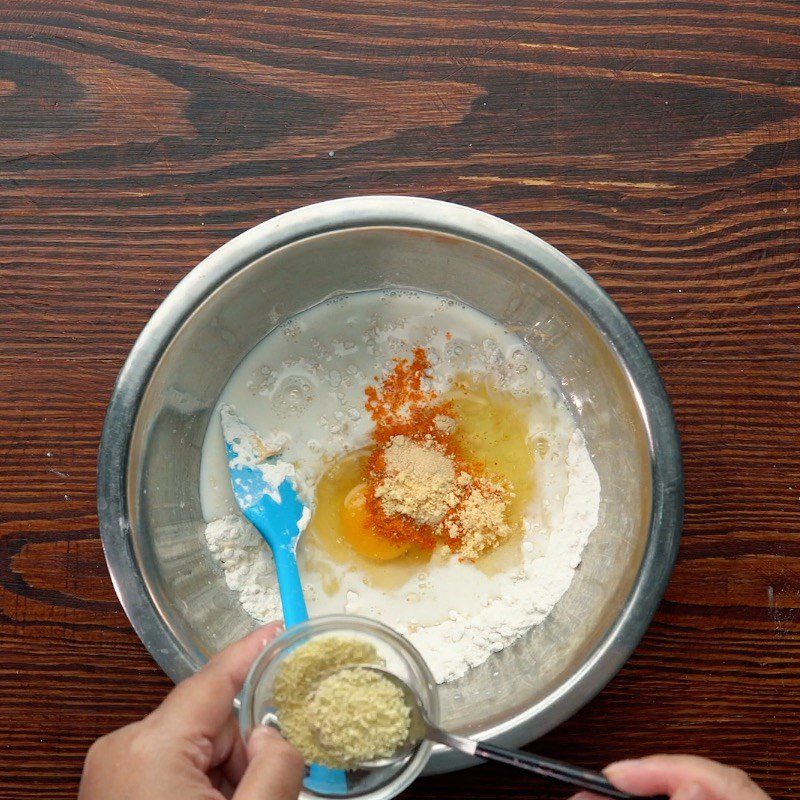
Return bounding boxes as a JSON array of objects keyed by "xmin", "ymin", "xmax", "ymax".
[{"xmin": 569, "ymin": 754, "xmax": 771, "ymax": 800}]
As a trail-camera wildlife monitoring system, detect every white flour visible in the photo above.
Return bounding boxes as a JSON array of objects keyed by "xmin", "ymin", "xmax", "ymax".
[
  {"xmin": 220, "ymin": 405, "xmax": 298, "ymax": 507},
  {"xmin": 204, "ymin": 516, "xmax": 282, "ymax": 622}
]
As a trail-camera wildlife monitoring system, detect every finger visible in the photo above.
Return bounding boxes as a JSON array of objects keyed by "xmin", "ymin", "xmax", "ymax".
[
  {"xmin": 606, "ymin": 755, "xmax": 768, "ymax": 799},
  {"xmin": 233, "ymin": 727, "xmax": 305, "ymax": 800},
  {"xmin": 567, "ymin": 790, "xmax": 708, "ymax": 800},
  {"xmin": 207, "ymin": 716, "xmax": 247, "ymax": 775},
  {"xmin": 671, "ymin": 784, "xmax": 712, "ymax": 800},
  {"xmin": 222, "ymin": 733, "xmax": 250, "ymax": 786},
  {"xmin": 155, "ymin": 623, "xmax": 283, "ymax": 737}
]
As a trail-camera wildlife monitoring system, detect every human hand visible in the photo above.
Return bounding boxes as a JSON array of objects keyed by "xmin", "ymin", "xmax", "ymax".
[
  {"xmin": 79, "ymin": 624, "xmax": 305, "ymax": 800},
  {"xmin": 569, "ymin": 754, "xmax": 771, "ymax": 800}
]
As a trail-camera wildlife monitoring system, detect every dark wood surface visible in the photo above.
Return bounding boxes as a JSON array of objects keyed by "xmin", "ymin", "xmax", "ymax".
[{"xmin": 2, "ymin": 1, "xmax": 799, "ymax": 797}]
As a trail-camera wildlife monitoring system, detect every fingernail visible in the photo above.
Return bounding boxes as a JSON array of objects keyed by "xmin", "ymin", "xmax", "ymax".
[
  {"xmin": 604, "ymin": 759, "xmax": 640, "ymax": 785},
  {"xmin": 607, "ymin": 759, "xmax": 639, "ymax": 773},
  {"xmin": 259, "ymin": 622, "xmax": 285, "ymax": 646},
  {"xmin": 249, "ymin": 726, "xmax": 282, "ymax": 747}
]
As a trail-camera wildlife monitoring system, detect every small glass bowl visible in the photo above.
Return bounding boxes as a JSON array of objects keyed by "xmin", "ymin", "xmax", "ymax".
[{"xmin": 240, "ymin": 615, "xmax": 440, "ymax": 800}]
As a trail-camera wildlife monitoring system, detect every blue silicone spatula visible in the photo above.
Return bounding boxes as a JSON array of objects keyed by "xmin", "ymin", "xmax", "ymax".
[{"xmin": 221, "ymin": 406, "xmax": 347, "ymax": 794}]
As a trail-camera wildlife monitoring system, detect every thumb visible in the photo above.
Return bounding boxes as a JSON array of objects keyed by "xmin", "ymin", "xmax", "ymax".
[
  {"xmin": 233, "ymin": 727, "xmax": 305, "ymax": 800},
  {"xmin": 603, "ymin": 755, "xmax": 770, "ymax": 800}
]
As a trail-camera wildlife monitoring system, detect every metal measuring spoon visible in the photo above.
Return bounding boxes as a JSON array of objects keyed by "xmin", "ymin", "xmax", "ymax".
[{"xmin": 353, "ymin": 667, "xmax": 667, "ymax": 800}]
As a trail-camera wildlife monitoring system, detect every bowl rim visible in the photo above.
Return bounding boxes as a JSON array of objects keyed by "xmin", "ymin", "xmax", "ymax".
[{"xmin": 97, "ymin": 195, "xmax": 683, "ymax": 772}]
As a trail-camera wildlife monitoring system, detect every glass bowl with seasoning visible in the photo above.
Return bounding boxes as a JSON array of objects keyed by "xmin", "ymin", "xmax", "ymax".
[{"xmin": 240, "ymin": 615, "xmax": 440, "ymax": 800}]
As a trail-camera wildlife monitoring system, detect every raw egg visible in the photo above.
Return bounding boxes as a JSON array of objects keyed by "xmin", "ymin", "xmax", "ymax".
[{"xmin": 340, "ymin": 483, "xmax": 411, "ymax": 561}]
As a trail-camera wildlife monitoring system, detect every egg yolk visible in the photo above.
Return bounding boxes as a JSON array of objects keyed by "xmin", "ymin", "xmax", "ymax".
[{"xmin": 340, "ymin": 483, "xmax": 411, "ymax": 561}]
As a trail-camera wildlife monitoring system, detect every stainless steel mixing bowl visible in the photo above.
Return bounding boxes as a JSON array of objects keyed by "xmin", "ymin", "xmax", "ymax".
[{"xmin": 98, "ymin": 196, "xmax": 682, "ymax": 774}]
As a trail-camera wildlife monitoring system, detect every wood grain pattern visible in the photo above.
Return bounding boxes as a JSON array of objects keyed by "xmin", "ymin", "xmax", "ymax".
[{"xmin": 1, "ymin": 0, "xmax": 799, "ymax": 797}]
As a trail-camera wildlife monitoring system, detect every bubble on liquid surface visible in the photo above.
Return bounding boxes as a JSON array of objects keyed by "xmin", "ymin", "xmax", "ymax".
[
  {"xmin": 532, "ymin": 436, "xmax": 550, "ymax": 458},
  {"xmin": 273, "ymin": 375, "xmax": 315, "ymax": 417},
  {"xmin": 445, "ymin": 338, "xmax": 468, "ymax": 360},
  {"xmin": 482, "ymin": 338, "xmax": 503, "ymax": 366}
]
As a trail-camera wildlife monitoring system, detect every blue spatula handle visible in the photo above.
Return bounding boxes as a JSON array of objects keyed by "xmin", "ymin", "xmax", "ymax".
[
  {"xmin": 272, "ymin": 546, "xmax": 308, "ymax": 629},
  {"xmin": 245, "ymin": 501, "xmax": 309, "ymax": 629}
]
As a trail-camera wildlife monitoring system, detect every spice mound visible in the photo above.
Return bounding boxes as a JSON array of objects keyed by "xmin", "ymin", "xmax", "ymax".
[
  {"xmin": 273, "ymin": 635, "xmax": 411, "ymax": 770},
  {"xmin": 308, "ymin": 668, "xmax": 410, "ymax": 767},
  {"xmin": 364, "ymin": 347, "xmax": 514, "ymax": 560}
]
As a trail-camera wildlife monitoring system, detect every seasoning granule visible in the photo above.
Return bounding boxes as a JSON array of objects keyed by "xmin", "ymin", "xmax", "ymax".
[
  {"xmin": 442, "ymin": 478, "xmax": 512, "ymax": 560},
  {"xmin": 273, "ymin": 635, "xmax": 379, "ymax": 768},
  {"xmin": 375, "ymin": 436, "xmax": 459, "ymax": 525},
  {"xmin": 307, "ymin": 667, "xmax": 411, "ymax": 767}
]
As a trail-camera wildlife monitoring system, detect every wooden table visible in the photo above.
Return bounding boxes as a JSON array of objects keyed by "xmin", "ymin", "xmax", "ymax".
[{"xmin": 2, "ymin": 1, "xmax": 799, "ymax": 797}]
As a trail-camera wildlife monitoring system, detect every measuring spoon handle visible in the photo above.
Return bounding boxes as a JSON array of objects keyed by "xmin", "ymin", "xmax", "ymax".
[{"xmin": 473, "ymin": 741, "xmax": 668, "ymax": 800}]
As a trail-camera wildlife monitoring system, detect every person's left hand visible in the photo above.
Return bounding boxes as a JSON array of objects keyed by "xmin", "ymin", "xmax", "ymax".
[{"xmin": 79, "ymin": 623, "xmax": 305, "ymax": 800}]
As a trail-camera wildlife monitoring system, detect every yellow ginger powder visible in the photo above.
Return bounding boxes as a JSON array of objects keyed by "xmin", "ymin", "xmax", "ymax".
[
  {"xmin": 442, "ymin": 478, "xmax": 513, "ymax": 560},
  {"xmin": 273, "ymin": 635, "xmax": 409, "ymax": 769},
  {"xmin": 375, "ymin": 435, "xmax": 459, "ymax": 525},
  {"xmin": 375, "ymin": 433, "xmax": 514, "ymax": 559},
  {"xmin": 307, "ymin": 668, "xmax": 410, "ymax": 767}
]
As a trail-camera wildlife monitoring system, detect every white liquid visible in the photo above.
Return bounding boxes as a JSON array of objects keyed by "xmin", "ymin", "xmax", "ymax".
[{"xmin": 199, "ymin": 290, "xmax": 600, "ymax": 683}]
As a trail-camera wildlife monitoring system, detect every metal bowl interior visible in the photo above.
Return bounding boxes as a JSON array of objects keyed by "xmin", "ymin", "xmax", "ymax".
[{"xmin": 98, "ymin": 197, "xmax": 682, "ymax": 774}]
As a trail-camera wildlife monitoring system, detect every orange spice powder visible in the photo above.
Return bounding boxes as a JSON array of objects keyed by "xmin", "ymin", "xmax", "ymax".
[
  {"xmin": 363, "ymin": 347, "xmax": 512, "ymax": 557},
  {"xmin": 364, "ymin": 348, "xmax": 450, "ymax": 550}
]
